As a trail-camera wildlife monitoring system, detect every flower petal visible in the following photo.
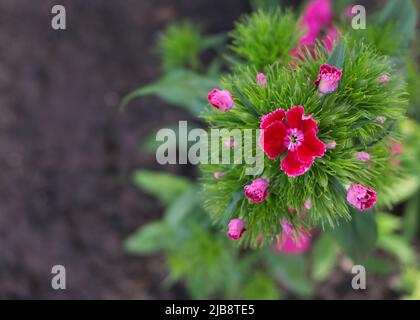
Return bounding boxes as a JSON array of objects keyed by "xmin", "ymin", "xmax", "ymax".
[
  {"xmin": 281, "ymin": 150, "xmax": 313, "ymax": 177},
  {"xmin": 260, "ymin": 108, "xmax": 285, "ymax": 129},
  {"xmin": 297, "ymin": 129, "xmax": 326, "ymax": 163},
  {"xmin": 286, "ymin": 106, "xmax": 304, "ymax": 129},
  {"xmin": 259, "ymin": 121, "xmax": 287, "ymax": 159}
]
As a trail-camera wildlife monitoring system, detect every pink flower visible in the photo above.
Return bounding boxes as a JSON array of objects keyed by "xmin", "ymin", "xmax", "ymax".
[
  {"xmin": 305, "ymin": 199, "xmax": 313, "ymax": 210},
  {"xmin": 281, "ymin": 219, "xmax": 294, "ymax": 234},
  {"xmin": 259, "ymin": 106, "xmax": 326, "ymax": 177},
  {"xmin": 227, "ymin": 218, "xmax": 247, "ymax": 240},
  {"xmin": 379, "ymin": 74, "xmax": 390, "ymax": 83},
  {"xmin": 274, "ymin": 225, "xmax": 311, "ymax": 254},
  {"xmin": 314, "ymin": 64, "xmax": 343, "ymax": 94},
  {"xmin": 347, "ymin": 184, "xmax": 377, "ymax": 211},
  {"xmin": 376, "ymin": 116, "xmax": 386, "ymax": 124},
  {"xmin": 224, "ymin": 138, "xmax": 235, "ymax": 148},
  {"xmin": 244, "ymin": 178, "xmax": 269, "ymax": 203},
  {"xmin": 214, "ymin": 171, "xmax": 224, "ymax": 179},
  {"xmin": 291, "ymin": 0, "xmax": 338, "ymax": 59},
  {"xmin": 389, "ymin": 140, "xmax": 403, "ymax": 157},
  {"xmin": 356, "ymin": 152, "xmax": 371, "ymax": 161},
  {"xmin": 327, "ymin": 141, "xmax": 337, "ymax": 149},
  {"xmin": 256, "ymin": 72, "xmax": 266, "ymax": 87},
  {"xmin": 207, "ymin": 89, "xmax": 233, "ymax": 111},
  {"xmin": 301, "ymin": 0, "xmax": 332, "ymax": 30}
]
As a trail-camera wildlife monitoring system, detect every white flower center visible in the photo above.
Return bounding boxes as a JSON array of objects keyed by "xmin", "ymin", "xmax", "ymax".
[{"xmin": 284, "ymin": 128, "xmax": 304, "ymax": 151}]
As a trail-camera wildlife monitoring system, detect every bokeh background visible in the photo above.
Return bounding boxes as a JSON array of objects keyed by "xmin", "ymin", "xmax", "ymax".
[{"xmin": 0, "ymin": 0, "xmax": 418, "ymax": 299}]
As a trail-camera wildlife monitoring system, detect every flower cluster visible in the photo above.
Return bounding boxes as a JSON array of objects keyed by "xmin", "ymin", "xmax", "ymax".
[{"xmin": 201, "ymin": 10, "xmax": 407, "ymax": 246}]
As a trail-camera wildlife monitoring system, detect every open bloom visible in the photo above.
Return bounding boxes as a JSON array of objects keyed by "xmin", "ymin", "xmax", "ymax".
[
  {"xmin": 347, "ymin": 183, "xmax": 377, "ymax": 211},
  {"xmin": 256, "ymin": 72, "xmax": 266, "ymax": 87},
  {"xmin": 274, "ymin": 221, "xmax": 311, "ymax": 254},
  {"xmin": 314, "ymin": 64, "xmax": 342, "ymax": 94},
  {"xmin": 227, "ymin": 218, "xmax": 246, "ymax": 240},
  {"xmin": 244, "ymin": 178, "xmax": 269, "ymax": 203},
  {"xmin": 260, "ymin": 106, "xmax": 326, "ymax": 177},
  {"xmin": 207, "ymin": 89, "xmax": 233, "ymax": 111}
]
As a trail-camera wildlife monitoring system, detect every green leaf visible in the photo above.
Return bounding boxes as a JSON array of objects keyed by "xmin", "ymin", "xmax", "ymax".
[
  {"xmin": 364, "ymin": 256, "xmax": 397, "ymax": 274},
  {"xmin": 124, "ymin": 222, "xmax": 173, "ymax": 254},
  {"xmin": 403, "ymin": 195, "xmax": 420, "ymax": 241},
  {"xmin": 311, "ymin": 233, "xmax": 338, "ymax": 282},
  {"xmin": 378, "ymin": 0, "xmax": 417, "ymax": 48},
  {"xmin": 242, "ymin": 272, "xmax": 282, "ymax": 300},
  {"xmin": 222, "ymin": 190, "xmax": 244, "ymax": 226},
  {"xmin": 232, "ymin": 85, "xmax": 260, "ymax": 117},
  {"xmin": 327, "ymin": 39, "xmax": 345, "ymax": 70},
  {"xmin": 330, "ymin": 208, "xmax": 378, "ymax": 263},
  {"xmin": 265, "ymin": 250, "xmax": 313, "ymax": 297},
  {"xmin": 164, "ymin": 187, "xmax": 198, "ymax": 226},
  {"xmin": 120, "ymin": 70, "xmax": 218, "ymax": 115},
  {"xmin": 132, "ymin": 170, "xmax": 193, "ymax": 205}
]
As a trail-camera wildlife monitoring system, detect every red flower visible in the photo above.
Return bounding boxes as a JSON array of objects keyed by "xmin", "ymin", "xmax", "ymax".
[{"xmin": 260, "ymin": 106, "xmax": 326, "ymax": 177}]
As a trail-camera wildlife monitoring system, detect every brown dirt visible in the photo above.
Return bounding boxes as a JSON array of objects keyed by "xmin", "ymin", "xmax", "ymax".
[{"xmin": 0, "ymin": 0, "xmax": 249, "ymax": 299}]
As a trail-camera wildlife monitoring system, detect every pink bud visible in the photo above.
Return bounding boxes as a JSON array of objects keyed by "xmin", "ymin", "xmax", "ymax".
[
  {"xmin": 207, "ymin": 89, "xmax": 234, "ymax": 111},
  {"xmin": 305, "ymin": 199, "xmax": 313, "ymax": 210},
  {"xmin": 227, "ymin": 218, "xmax": 246, "ymax": 240},
  {"xmin": 347, "ymin": 183, "xmax": 377, "ymax": 211},
  {"xmin": 214, "ymin": 171, "xmax": 224, "ymax": 179},
  {"xmin": 356, "ymin": 152, "xmax": 371, "ymax": 161},
  {"xmin": 244, "ymin": 178, "xmax": 269, "ymax": 203},
  {"xmin": 378, "ymin": 74, "xmax": 390, "ymax": 83},
  {"xmin": 256, "ymin": 72, "xmax": 266, "ymax": 87},
  {"xmin": 327, "ymin": 141, "xmax": 337, "ymax": 149},
  {"xmin": 376, "ymin": 116, "xmax": 386, "ymax": 124},
  {"xmin": 224, "ymin": 139, "xmax": 235, "ymax": 148},
  {"xmin": 314, "ymin": 64, "xmax": 342, "ymax": 95}
]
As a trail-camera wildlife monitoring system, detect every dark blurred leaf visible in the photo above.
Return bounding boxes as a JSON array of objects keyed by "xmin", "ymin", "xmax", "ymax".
[
  {"xmin": 403, "ymin": 195, "xmax": 420, "ymax": 242},
  {"xmin": 132, "ymin": 170, "xmax": 193, "ymax": 205},
  {"xmin": 120, "ymin": 70, "xmax": 218, "ymax": 115},
  {"xmin": 364, "ymin": 256, "xmax": 397, "ymax": 274},
  {"xmin": 164, "ymin": 187, "xmax": 199, "ymax": 226},
  {"xmin": 330, "ymin": 208, "xmax": 378, "ymax": 263},
  {"xmin": 222, "ymin": 190, "xmax": 244, "ymax": 225},
  {"xmin": 242, "ymin": 272, "xmax": 282, "ymax": 300},
  {"xmin": 201, "ymin": 33, "xmax": 227, "ymax": 50},
  {"xmin": 265, "ymin": 250, "xmax": 313, "ymax": 297},
  {"xmin": 327, "ymin": 39, "xmax": 345, "ymax": 70},
  {"xmin": 249, "ymin": 0, "xmax": 281, "ymax": 11},
  {"xmin": 124, "ymin": 222, "xmax": 173, "ymax": 254},
  {"xmin": 311, "ymin": 233, "xmax": 338, "ymax": 282},
  {"xmin": 378, "ymin": 0, "xmax": 417, "ymax": 48}
]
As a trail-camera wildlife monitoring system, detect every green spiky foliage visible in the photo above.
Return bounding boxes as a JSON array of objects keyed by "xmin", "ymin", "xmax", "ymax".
[
  {"xmin": 158, "ymin": 21, "xmax": 202, "ymax": 71},
  {"xmin": 200, "ymin": 38, "xmax": 408, "ymax": 247},
  {"xmin": 230, "ymin": 9, "xmax": 299, "ymax": 71}
]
